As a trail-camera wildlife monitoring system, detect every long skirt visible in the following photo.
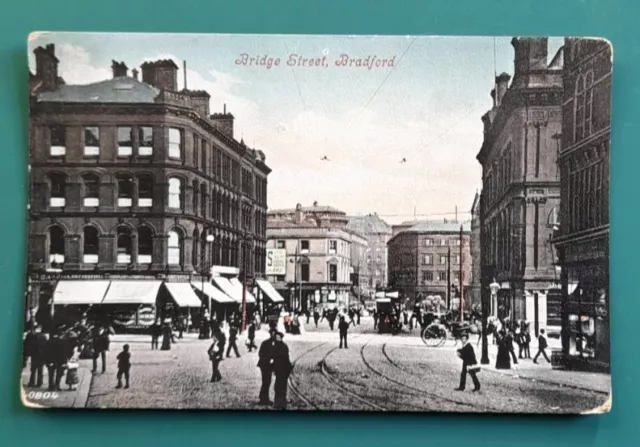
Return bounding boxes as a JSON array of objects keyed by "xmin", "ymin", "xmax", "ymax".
[
  {"xmin": 161, "ymin": 334, "xmax": 171, "ymax": 350},
  {"xmin": 495, "ymin": 345, "xmax": 511, "ymax": 369}
]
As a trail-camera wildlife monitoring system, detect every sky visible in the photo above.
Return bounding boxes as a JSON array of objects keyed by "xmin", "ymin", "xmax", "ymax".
[{"xmin": 28, "ymin": 33, "xmax": 563, "ymax": 225}]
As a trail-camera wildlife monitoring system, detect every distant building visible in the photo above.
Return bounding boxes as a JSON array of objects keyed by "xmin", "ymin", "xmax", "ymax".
[
  {"xmin": 476, "ymin": 37, "xmax": 563, "ymax": 333},
  {"xmin": 387, "ymin": 221, "xmax": 471, "ymax": 308},
  {"xmin": 346, "ymin": 213, "xmax": 392, "ymax": 293},
  {"xmin": 468, "ymin": 193, "xmax": 482, "ymax": 310},
  {"xmin": 266, "ymin": 203, "xmax": 367, "ymax": 311},
  {"xmin": 554, "ymin": 38, "xmax": 611, "ymax": 370}
]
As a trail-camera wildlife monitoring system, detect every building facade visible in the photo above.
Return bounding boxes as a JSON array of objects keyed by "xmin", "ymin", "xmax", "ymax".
[
  {"xmin": 266, "ymin": 203, "xmax": 367, "ymax": 311},
  {"xmin": 468, "ymin": 192, "xmax": 482, "ymax": 310},
  {"xmin": 554, "ymin": 38, "xmax": 611, "ymax": 370},
  {"xmin": 387, "ymin": 221, "xmax": 471, "ymax": 308},
  {"xmin": 28, "ymin": 45, "xmax": 270, "ymax": 325},
  {"xmin": 346, "ymin": 213, "xmax": 392, "ymax": 293},
  {"xmin": 477, "ymin": 37, "xmax": 563, "ymax": 334}
]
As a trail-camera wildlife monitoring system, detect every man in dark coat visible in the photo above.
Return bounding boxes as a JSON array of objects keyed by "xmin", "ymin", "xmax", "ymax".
[
  {"xmin": 208, "ymin": 328, "xmax": 226, "ymax": 382},
  {"xmin": 454, "ymin": 333, "xmax": 481, "ymax": 392},
  {"xmin": 272, "ymin": 331, "xmax": 292, "ymax": 410},
  {"xmin": 25, "ymin": 326, "xmax": 48, "ymax": 387},
  {"xmin": 313, "ymin": 308, "xmax": 320, "ymax": 328},
  {"xmin": 373, "ymin": 309, "xmax": 379, "ymax": 330},
  {"xmin": 45, "ymin": 330, "xmax": 68, "ymax": 391},
  {"xmin": 92, "ymin": 324, "xmax": 113, "ymax": 372},
  {"xmin": 338, "ymin": 315, "xmax": 351, "ymax": 349},
  {"xmin": 226, "ymin": 322, "xmax": 241, "ymax": 358},
  {"xmin": 257, "ymin": 329, "xmax": 277, "ymax": 405}
]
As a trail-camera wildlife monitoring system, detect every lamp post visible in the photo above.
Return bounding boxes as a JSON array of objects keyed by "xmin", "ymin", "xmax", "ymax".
[
  {"xmin": 47, "ymin": 260, "xmax": 63, "ymax": 336},
  {"xmin": 489, "ymin": 279, "xmax": 500, "ymax": 321},
  {"xmin": 241, "ymin": 228, "xmax": 248, "ymax": 333},
  {"xmin": 201, "ymin": 233, "xmax": 215, "ymax": 316},
  {"xmin": 481, "ymin": 278, "xmax": 499, "ymax": 365}
]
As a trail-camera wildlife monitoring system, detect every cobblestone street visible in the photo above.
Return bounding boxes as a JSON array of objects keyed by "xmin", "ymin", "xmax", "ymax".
[{"xmin": 71, "ymin": 318, "xmax": 610, "ymax": 413}]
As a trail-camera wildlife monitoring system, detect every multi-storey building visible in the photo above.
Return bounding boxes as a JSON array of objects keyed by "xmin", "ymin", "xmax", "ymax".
[
  {"xmin": 346, "ymin": 213, "xmax": 392, "ymax": 293},
  {"xmin": 266, "ymin": 203, "xmax": 367, "ymax": 311},
  {"xmin": 477, "ymin": 37, "xmax": 563, "ymax": 334},
  {"xmin": 554, "ymin": 38, "xmax": 611, "ymax": 370},
  {"xmin": 28, "ymin": 44, "xmax": 270, "ymax": 327},
  {"xmin": 387, "ymin": 221, "xmax": 471, "ymax": 308},
  {"xmin": 468, "ymin": 192, "xmax": 482, "ymax": 310}
]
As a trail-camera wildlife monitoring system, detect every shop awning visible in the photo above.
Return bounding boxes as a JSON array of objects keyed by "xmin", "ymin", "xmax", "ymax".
[
  {"xmin": 229, "ymin": 277, "xmax": 257, "ymax": 304},
  {"xmin": 191, "ymin": 282, "xmax": 235, "ymax": 304},
  {"xmin": 164, "ymin": 282, "xmax": 202, "ymax": 308},
  {"xmin": 256, "ymin": 279, "xmax": 285, "ymax": 303},
  {"xmin": 102, "ymin": 281, "xmax": 162, "ymax": 305},
  {"xmin": 212, "ymin": 276, "xmax": 256, "ymax": 304},
  {"xmin": 53, "ymin": 280, "xmax": 111, "ymax": 305}
]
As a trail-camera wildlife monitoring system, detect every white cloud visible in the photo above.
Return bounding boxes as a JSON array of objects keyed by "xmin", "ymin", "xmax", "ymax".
[{"xmin": 55, "ymin": 44, "xmax": 112, "ymax": 85}]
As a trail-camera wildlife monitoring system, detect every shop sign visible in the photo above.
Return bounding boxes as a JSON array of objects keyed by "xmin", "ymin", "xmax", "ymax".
[{"xmin": 266, "ymin": 249, "xmax": 286, "ymax": 275}]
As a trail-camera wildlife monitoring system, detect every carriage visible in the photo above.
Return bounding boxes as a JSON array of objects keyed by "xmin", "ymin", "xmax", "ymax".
[{"xmin": 375, "ymin": 292, "xmax": 401, "ymax": 334}]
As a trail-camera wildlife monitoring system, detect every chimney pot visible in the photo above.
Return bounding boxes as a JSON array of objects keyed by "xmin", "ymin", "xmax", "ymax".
[
  {"xmin": 34, "ymin": 44, "xmax": 60, "ymax": 92},
  {"xmin": 131, "ymin": 68, "xmax": 139, "ymax": 80},
  {"xmin": 111, "ymin": 60, "xmax": 128, "ymax": 78},
  {"xmin": 511, "ymin": 37, "xmax": 549, "ymax": 78},
  {"xmin": 494, "ymin": 72, "xmax": 511, "ymax": 107},
  {"xmin": 140, "ymin": 59, "xmax": 179, "ymax": 91}
]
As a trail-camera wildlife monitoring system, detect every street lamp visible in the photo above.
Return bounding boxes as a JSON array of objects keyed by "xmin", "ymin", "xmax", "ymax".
[
  {"xmin": 481, "ymin": 278, "xmax": 500, "ymax": 365},
  {"xmin": 201, "ymin": 233, "xmax": 215, "ymax": 316},
  {"xmin": 489, "ymin": 279, "xmax": 500, "ymax": 318}
]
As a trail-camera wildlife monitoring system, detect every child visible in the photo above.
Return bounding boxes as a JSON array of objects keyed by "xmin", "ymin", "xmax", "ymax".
[
  {"xmin": 66, "ymin": 348, "xmax": 80, "ymax": 391},
  {"xmin": 116, "ymin": 344, "xmax": 131, "ymax": 389}
]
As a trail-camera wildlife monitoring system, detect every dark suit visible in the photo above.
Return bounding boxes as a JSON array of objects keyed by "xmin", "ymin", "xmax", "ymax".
[
  {"xmin": 257, "ymin": 339, "xmax": 276, "ymax": 404},
  {"xmin": 25, "ymin": 332, "xmax": 48, "ymax": 387},
  {"xmin": 457, "ymin": 342, "xmax": 480, "ymax": 391},
  {"xmin": 45, "ymin": 335, "xmax": 68, "ymax": 391},
  {"xmin": 272, "ymin": 341, "xmax": 292, "ymax": 410}
]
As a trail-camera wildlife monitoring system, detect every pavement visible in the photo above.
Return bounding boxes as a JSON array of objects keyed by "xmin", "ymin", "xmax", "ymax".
[{"xmin": 21, "ymin": 359, "xmax": 92, "ymax": 409}]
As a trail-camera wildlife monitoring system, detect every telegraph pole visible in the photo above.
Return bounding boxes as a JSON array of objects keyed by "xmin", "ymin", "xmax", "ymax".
[
  {"xmin": 447, "ymin": 245, "xmax": 451, "ymax": 311},
  {"xmin": 459, "ymin": 224, "xmax": 464, "ymax": 321},
  {"xmin": 241, "ymin": 228, "xmax": 247, "ymax": 333}
]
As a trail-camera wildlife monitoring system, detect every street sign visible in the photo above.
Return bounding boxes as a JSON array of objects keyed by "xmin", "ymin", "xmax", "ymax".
[{"xmin": 265, "ymin": 249, "xmax": 286, "ymax": 275}]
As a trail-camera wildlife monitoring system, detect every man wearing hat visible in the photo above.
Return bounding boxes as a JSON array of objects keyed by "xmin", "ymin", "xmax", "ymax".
[
  {"xmin": 272, "ymin": 331, "xmax": 292, "ymax": 410},
  {"xmin": 257, "ymin": 328, "xmax": 277, "ymax": 405}
]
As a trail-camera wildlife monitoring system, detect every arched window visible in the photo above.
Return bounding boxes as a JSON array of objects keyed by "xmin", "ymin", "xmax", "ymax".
[
  {"xmin": 49, "ymin": 173, "xmax": 66, "ymax": 207},
  {"xmin": 82, "ymin": 174, "xmax": 100, "ymax": 207},
  {"xmin": 192, "ymin": 181, "xmax": 199, "ymax": 214},
  {"xmin": 117, "ymin": 175, "xmax": 133, "ymax": 207},
  {"xmin": 49, "ymin": 226, "xmax": 65, "ymax": 265},
  {"xmin": 116, "ymin": 226, "xmax": 133, "ymax": 264},
  {"xmin": 168, "ymin": 177, "xmax": 183, "ymax": 209},
  {"xmin": 167, "ymin": 230, "xmax": 182, "ymax": 265},
  {"xmin": 138, "ymin": 226, "xmax": 153, "ymax": 264},
  {"xmin": 200, "ymin": 183, "xmax": 206, "ymax": 217},
  {"xmin": 192, "ymin": 228, "xmax": 200, "ymax": 267},
  {"xmin": 575, "ymin": 71, "xmax": 595, "ymax": 143},
  {"xmin": 138, "ymin": 174, "xmax": 154, "ymax": 207},
  {"xmin": 83, "ymin": 226, "xmax": 99, "ymax": 264}
]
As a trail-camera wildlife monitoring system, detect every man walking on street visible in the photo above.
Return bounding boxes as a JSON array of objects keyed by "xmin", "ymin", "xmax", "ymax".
[
  {"xmin": 533, "ymin": 329, "xmax": 551, "ymax": 364},
  {"xmin": 246, "ymin": 320, "xmax": 257, "ymax": 352},
  {"xmin": 313, "ymin": 308, "xmax": 320, "ymax": 328},
  {"xmin": 272, "ymin": 331, "xmax": 292, "ymax": 410},
  {"xmin": 373, "ymin": 309, "xmax": 378, "ymax": 330},
  {"xmin": 454, "ymin": 333, "xmax": 481, "ymax": 392},
  {"xmin": 226, "ymin": 322, "xmax": 241, "ymax": 358},
  {"xmin": 25, "ymin": 325, "xmax": 47, "ymax": 388},
  {"xmin": 45, "ymin": 328, "xmax": 67, "ymax": 391},
  {"xmin": 257, "ymin": 329, "xmax": 277, "ymax": 405},
  {"xmin": 208, "ymin": 327, "xmax": 226, "ymax": 382},
  {"xmin": 338, "ymin": 315, "xmax": 351, "ymax": 349}
]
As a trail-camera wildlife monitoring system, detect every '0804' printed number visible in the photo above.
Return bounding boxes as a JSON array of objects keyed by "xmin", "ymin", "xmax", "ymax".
[{"xmin": 27, "ymin": 391, "xmax": 59, "ymax": 400}]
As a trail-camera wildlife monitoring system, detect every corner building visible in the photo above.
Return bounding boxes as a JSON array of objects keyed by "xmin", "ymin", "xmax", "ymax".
[
  {"xmin": 28, "ymin": 45, "xmax": 270, "ymax": 325},
  {"xmin": 477, "ymin": 37, "xmax": 563, "ymax": 334}
]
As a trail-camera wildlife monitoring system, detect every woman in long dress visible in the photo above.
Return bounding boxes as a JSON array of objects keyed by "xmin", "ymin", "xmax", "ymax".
[
  {"xmin": 495, "ymin": 329, "xmax": 511, "ymax": 369},
  {"xmin": 160, "ymin": 320, "xmax": 174, "ymax": 351}
]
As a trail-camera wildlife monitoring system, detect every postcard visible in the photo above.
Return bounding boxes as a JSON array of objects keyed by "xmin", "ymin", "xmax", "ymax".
[{"xmin": 22, "ymin": 32, "xmax": 611, "ymax": 413}]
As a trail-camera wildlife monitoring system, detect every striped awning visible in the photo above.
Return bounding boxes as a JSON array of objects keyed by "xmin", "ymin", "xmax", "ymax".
[
  {"xmin": 53, "ymin": 280, "xmax": 111, "ymax": 305},
  {"xmin": 102, "ymin": 281, "xmax": 162, "ymax": 305},
  {"xmin": 164, "ymin": 282, "xmax": 202, "ymax": 308},
  {"xmin": 256, "ymin": 279, "xmax": 285, "ymax": 303},
  {"xmin": 191, "ymin": 282, "xmax": 235, "ymax": 304},
  {"xmin": 212, "ymin": 276, "xmax": 256, "ymax": 304}
]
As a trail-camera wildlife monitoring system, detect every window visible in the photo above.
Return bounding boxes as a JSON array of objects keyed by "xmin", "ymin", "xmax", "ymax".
[
  {"xmin": 167, "ymin": 230, "xmax": 182, "ymax": 265},
  {"xmin": 117, "ymin": 127, "xmax": 133, "ymax": 156},
  {"xmin": 193, "ymin": 135, "xmax": 200, "ymax": 169},
  {"xmin": 329, "ymin": 240, "xmax": 337, "ymax": 254},
  {"xmin": 438, "ymin": 271, "xmax": 447, "ymax": 282},
  {"xmin": 82, "ymin": 174, "xmax": 99, "ymax": 207},
  {"xmin": 116, "ymin": 227, "xmax": 133, "ymax": 264},
  {"xmin": 168, "ymin": 177, "xmax": 182, "ymax": 209},
  {"xmin": 117, "ymin": 176, "xmax": 133, "ymax": 207},
  {"xmin": 300, "ymin": 240, "xmax": 310, "ymax": 253},
  {"xmin": 440, "ymin": 239, "xmax": 447, "ymax": 246},
  {"xmin": 83, "ymin": 226, "xmax": 99, "ymax": 264},
  {"xmin": 439, "ymin": 255, "xmax": 447, "ymax": 265},
  {"xmin": 200, "ymin": 185, "xmax": 206, "ymax": 217},
  {"xmin": 276, "ymin": 240, "xmax": 285, "ymax": 249},
  {"xmin": 422, "ymin": 254, "xmax": 432, "ymax": 265},
  {"xmin": 452, "ymin": 239, "xmax": 461, "ymax": 246},
  {"xmin": 83, "ymin": 127, "xmax": 100, "ymax": 156},
  {"xmin": 575, "ymin": 71, "xmax": 594, "ymax": 143},
  {"xmin": 201, "ymin": 139, "xmax": 207, "ymax": 173},
  {"xmin": 138, "ymin": 226, "xmax": 153, "ymax": 264},
  {"xmin": 422, "ymin": 271, "xmax": 433, "ymax": 282},
  {"xmin": 138, "ymin": 127, "xmax": 153, "ymax": 156},
  {"xmin": 424, "ymin": 238, "xmax": 433, "ymax": 246},
  {"xmin": 276, "ymin": 275, "xmax": 285, "ymax": 282},
  {"xmin": 301, "ymin": 263, "xmax": 310, "ymax": 282},
  {"xmin": 48, "ymin": 226, "xmax": 65, "ymax": 265},
  {"xmin": 49, "ymin": 173, "xmax": 66, "ymax": 207},
  {"xmin": 138, "ymin": 175, "xmax": 153, "ymax": 207},
  {"xmin": 453, "ymin": 272, "xmax": 460, "ymax": 282},
  {"xmin": 168, "ymin": 128, "xmax": 182, "ymax": 159},
  {"xmin": 455, "ymin": 254, "xmax": 461, "ymax": 265},
  {"xmin": 50, "ymin": 126, "xmax": 66, "ymax": 156},
  {"xmin": 329, "ymin": 264, "xmax": 338, "ymax": 282}
]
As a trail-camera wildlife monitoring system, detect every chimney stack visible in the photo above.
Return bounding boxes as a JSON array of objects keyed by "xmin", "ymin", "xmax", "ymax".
[
  {"xmin": 140, "ymin": 59, "xmax": 179, "ymax": 91},
  {"xmin": 294, "ymin": 204, "xmax": 304, "ymax": 224},
  {"xmin": 111, "ymin": 60, "xmax": 128, "ymax": 78},
  {"xmin": 210, "ymin": 108, "xmax": 235, "ymax": 138},
  {"xmin": 511, "ymin": 37, "xmax": 548, "ymax": 79},
  {"xmin": 131, "ymin": 68, "xmax": 139, "ymax": 80},
  {"xmin": 33, "ymin": 44, "xmax": 59, "ymax": 91},
  {"xmin": 494, "ymin": 72, "xmax": 511, "ymax": 106}
]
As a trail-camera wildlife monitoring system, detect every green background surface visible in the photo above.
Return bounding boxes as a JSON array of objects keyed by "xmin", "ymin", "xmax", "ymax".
[{"xmin": 0, "ymin": 0, "xmax": 636, "ymax": 445}]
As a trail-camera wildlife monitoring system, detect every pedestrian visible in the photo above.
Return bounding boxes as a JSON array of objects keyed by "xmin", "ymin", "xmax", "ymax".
[
  {"xmin": 338, "ymin": 315, "xmax": 351, "ymax": 349},
  {"xmin": 176, "ymin": 316, "xmax": 185, "ymax": 339},
  {"xmin": 65, "ymin": 347, "xmax": 80, "ymax": 391},
  {"xmin": 305, "ymin": 310, "xmax": 310, "ymax": 325},
  {"xmin": 506, "ymin": 326, "xmax": 518, "ymax": 364},
  {"xmin": 257, "ymin": 329, "xmax": 277, "ymax": 405},
  {"xmin": 160, "ymin": 319, "xmax": 176, "ymax": 351},
  {"xmin": 313, "ymin": 308, "xmax": 320, "ymax": 328},
  {"xmin": 45, "ymin": 329, "xmax": 67, "ymax": 391},
  {"xmin": 522, "ymin": 323, "xmax": 532, "ymax": 359},
  {"xmin": 246, "ymin": 320, "xmax": 257, "ymax": 352},
  {"xmin": 272, "ymin": 331, "xmax": 292, "ymax": 410},
  {"xmin": 373, "ymin": 309, "xmax": 378, "ymax": 330},
  {"xmin": 533, "ymin": 329, "xmax": 551, "ymax": 364},
  {"xmin": 92, "ymin": 324, "xmax": 113, "ymax": 373},
  {"xmin": 328, "ymin": 312, "xmax": 336, "ymax": 331},
  {"xmin": 515, "ymin": 322, "xmax": 524, "ymax": 359},
  {"xmin": 150, "ymin": 319, "xmax": 161, "ymax": 350},
  {"xmin": 356, "ymin": 308, "xmax": 361, "ymax": 325},
  {"xmin": 348, "ymin": 308, "xmax": 355, "ymax": 326},
  {"xmin": 454, "ymin": 333, "xmax": 481, "ymax": 392},
  {"xmin": 495, "ymin": 329, "xmax": 511, "ymax": 370},
  {"xmin": 25, "ymin": 325, "xmax": 47, "ymax": 388},
  {"xmin": 226, "ymin": 322, "xmax": 241, "ymax": 358},
  {"xmin": 402, "ymin": 309, "xmax": 408, "ymax": 326},
  {"xmin": 116, "ymin": 344, "xmax": 131, "ymax": 389},
  {"xmin": 208, "ymin": 328, "xmax": 225, "ymax": 382}
]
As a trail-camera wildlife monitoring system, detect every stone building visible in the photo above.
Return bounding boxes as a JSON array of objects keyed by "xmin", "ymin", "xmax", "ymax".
[
  {"xmin": 554, "ymin": 38, "xmax": 611, "ymax": 370},
  {"xmin": 346, "ymin": 213, "xmax": 392, "ymax": 293},
  {"xmin": 476, "ymin": 37, "xmax": 563, "ymax": 334},
  {"xmin": 468, "ymin": 192, "xmax": 482, "ymax": 310},
  {"xmin": 28, "ymin": 44, "xmax": 270, "ymax": 327},
  {"xmin": 387, "ymin": 221, "xmax": 471, "ymax": 309},
  {"xmin": 266, "ymin": 203, "xmax": 367, "ymax": 311}
]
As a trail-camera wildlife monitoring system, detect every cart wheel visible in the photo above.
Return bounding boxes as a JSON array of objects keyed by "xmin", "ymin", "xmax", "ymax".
[{"xmin": 421, "ymin": 328, "xmax": 440, "ymax": 347}]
